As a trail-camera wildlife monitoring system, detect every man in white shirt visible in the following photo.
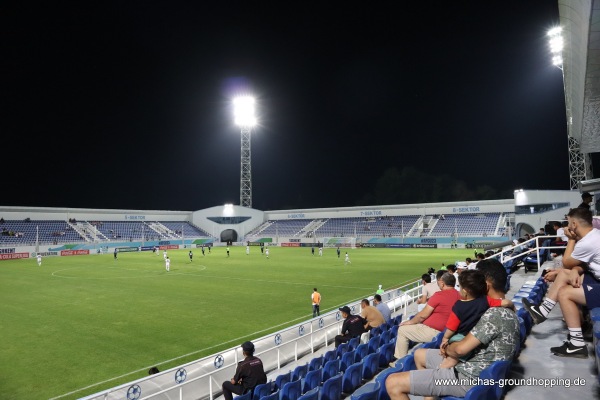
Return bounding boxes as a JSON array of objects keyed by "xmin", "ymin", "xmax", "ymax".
[
  {"xmin": 523, "ymin": 207, "xmax": 600, "ymax": 358},
  {"xmin": 165, "ymin": 256, "xmax": 170, "ymax": 272},
  {"xmin": 416, "ymin": 273, "xmax": 441, "ymax": 312}
]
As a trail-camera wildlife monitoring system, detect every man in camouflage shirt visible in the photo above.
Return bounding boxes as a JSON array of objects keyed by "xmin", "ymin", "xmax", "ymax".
[{"xmin": 385, "ymin": 259, "xmax": 519, "ymax": 399}]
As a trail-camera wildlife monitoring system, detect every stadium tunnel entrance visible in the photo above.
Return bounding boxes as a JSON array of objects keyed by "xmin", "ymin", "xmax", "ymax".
[
  {"xmin": 220, "ymin": 229, "xmax": 238, "ymax": 243},
  {"xmin": 515, "ymin": 222, "xmax": 535, "ymax": 238}
]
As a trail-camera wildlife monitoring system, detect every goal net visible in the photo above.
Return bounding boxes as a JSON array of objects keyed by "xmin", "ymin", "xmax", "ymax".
[{"xmin": 321, "ymin": 237, "xmax": 356, "ymax": 249}]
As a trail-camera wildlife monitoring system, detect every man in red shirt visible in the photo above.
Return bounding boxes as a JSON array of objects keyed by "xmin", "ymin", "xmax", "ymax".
[{"xmin": 391, "ymin": 273, "xmax": 461, "ymax": 364}]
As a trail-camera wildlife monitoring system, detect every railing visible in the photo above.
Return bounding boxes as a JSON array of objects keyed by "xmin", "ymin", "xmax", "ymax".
[{"xmin": 79, "ymin": 281, "xmax": 422, "ymax": 400}]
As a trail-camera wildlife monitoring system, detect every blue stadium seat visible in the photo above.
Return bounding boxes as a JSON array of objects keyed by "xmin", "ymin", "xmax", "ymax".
[
  {"xmin": 308, "ymin": 356, "xmax": 323, "ymax": 372},
  {"xmin": 350, "ymin": 381, "xmax": 380, "ymax": 400},
  {"xmin": 354, "ymin": 343, "xmax": 369, "ymax": 363},
  {"xmin": 379, "ymin": 330, "xmax": 392, "ymax": 345},
  {"xmin": 377, "ymin": 342, "xmax": 396, "ymax": 368},
  {"xmin": 236, "ymin": 391, "xmax": 253, "ymax": 400},
  {"xmin": 302, "ymin": 368, "xmax": 322, "ymax": 394},
  {"xmin": 367, "ymin": 335, "xmax": 381, "ymax": 354},
  {"xmin": 280, "ymin": 378, "xmax": 302, "ymax": 400},
  {"xmin": 275, "ymin": 371, "xmax": 292, "ymax": 391},
  {"xmin": 370, "ymin": 326, "xmax": 383, "ymax": 337},
  {"xmin": 297, "ymin": 387, "xmax": 319, "ymax": 400},
  {"xmin": 261, "ymin": 390, "xmax": 280, "ymax": 400},
  {"xmin": 335, "ymin": 343, "xmax": 351, "ymax": 358},
  {"xmin": 341, "ymin": 361, "xmax": 363, "ymax": 394},
  {"xmin": 393, "ymin": 315, "xmax": 403, "ymax": 325},
  {"xmin": 340, "ymin": 350, "xmax": 356, "ymax": 373},
  {"xmin": 291, "ymin": 364, "xmax": 309, "ymax": 382},
  {"xmin": 361, "ymin": 353, "xmax": 380, "ymax": 381},
  {"xmin": 320, "ymin": 373, "xmax": 343, "ymax": 400},
  {"xmin": 253, "ymin": 382, "xmax": 274, "ymax": 400},
  {"xmin": 323, "ymin": 350, "xmax": 337, "ymax": 364},
  {"xmin": 322, "ymin": 359, "xmax": 340, "ymax": 382},
  {"xmin": 348, "ymin": 337, "xmax": 360, "ymax": 350}
]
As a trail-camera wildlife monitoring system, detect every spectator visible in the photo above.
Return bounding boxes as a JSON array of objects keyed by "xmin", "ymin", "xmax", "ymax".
[
  {"xmin": 578, "ymin": 192, "xmax": 593, "ymax": 210},
  {"xmin": 416, "ymin": 273, "xmax": 440, "ymax": 312},
  {"xmin": 446, "ymin": 264, "xmax": 460, "ymax": 291},
  {"xmin": 523, "ymin": 207, "xmax": 600, "ymax": 358},
  {"xmin": 335, "ymin": 306, "xmax": 366, "ymax": 347},
  {"xmin": 373, "ymin": 294, "xmax": 392, "ymax": 323},
  {"xmin": 390, "ymin": 273, "xmax": 461, "ymax": 364},
  {"xmin": 386, "ymin": 258, "xmax": 519, "ymax": 399},
  {"xmin": 361, "ymin": 298, "xmax": 385, "ymax": 330},
  {"xmin": 311, "ymin": 288, "xmax": 321, "ymax": 318},
  {"xmin": 221, "ymin": 341, "xmax": 267, "ymax": 400}
]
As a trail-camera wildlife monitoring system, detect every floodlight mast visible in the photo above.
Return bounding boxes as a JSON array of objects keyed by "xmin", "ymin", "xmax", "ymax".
[
  {"xmin": 233, "ymin": 97, "xmax": 256, "ymax": 208},
  {"xmin": 549, "ymin": 27, "xmax": 593, "ymax": 189}
]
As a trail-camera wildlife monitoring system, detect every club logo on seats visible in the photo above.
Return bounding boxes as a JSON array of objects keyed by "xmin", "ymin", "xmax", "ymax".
[
  {"xmin": 126, "ymin": 385, "xmax": 141, "ymax": 400},
  {"xmin": 175, "ymin": 368, "xmax": 187, "ymax": 384},
  {"xmin": 274, "ymin": 334, "xmax": 282, "ymax": 345},
  {"xmin": 214, "ymin": 355, "xmax": 224, "ymax": 369}
]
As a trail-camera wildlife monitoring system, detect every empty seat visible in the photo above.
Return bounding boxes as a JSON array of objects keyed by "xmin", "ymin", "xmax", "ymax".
[
  {"xmin": 377, "ymin": 342, "xmax": 396, "ymax": 368},
  {"xmin": 308, "ymin": 356, "xmax": 323, "ymax": 371},
  {"xmin": 339, "ymin": 350, "xmax": 356, "ymax": 373},
  {"xmin": 361, "ymin": 353, "xmax": 379, "ymax": 381},
  {"xmin": 322, "ymin": 359, "xmax": 340, "ymax": 382},
  {"xmin": 297, "ymin": 386, "xmax": 319, "ymax": 400},
  {"xmin": 235, "ymin": 391, "xmax": 253, "ymax": 400},
  {"xmin": 341, "ymin": 361, "xmax": 363, "ymax": 394},
  {"xmin": 367, "ymin": 335, "xmax": 381, "ymax": 354},
  {"xmin": 253, "ymin": 382, "xmax": 274, "ymax": 400},
  {"xmin": 320, "ymin": 373, "xmax": 343, "ymax": 400},
  {"xmin": 354, "ymin": 343, "xmax": 369, "ymax": 363},
  {"xmin": 302, "ymin": 368, "xmax": 322, "ymax": 394},
  {"xmin": 350, "ymin": 381, "xmax": 380, "ymax": 400},
  {"xmin": 280, "ymin": 378, "xmax": 302, "ymax": 400},
  {"xmin": 275, "ymin": 371, "xmax": 292, "ymax": 391},
  {"xmin": 291, "ymin": 364, "xmax": 309, "ymax": 382}
]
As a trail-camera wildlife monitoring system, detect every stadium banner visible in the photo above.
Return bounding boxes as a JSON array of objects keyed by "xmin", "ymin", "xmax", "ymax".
[
  {"xmin": 362, "ymin": 243, "xmax": 387, "ymax": 248},
  {"xmin": 248, "ymin": 242, "xmax": 264, "ymax": 246},
  {"xmin": 0, "ymin": 252, "xmax": 29, "ymax": 260},
  {"xmin": 61, "ymin": 249, "xmax": 90, "ymax": 256},
  {"xmin": 387, "ymin": 244, "xmax": 412, "ymax": 248},
  {"xmin": 116, "ymin": 247, "xmax": 139, "ymax": 253},
  {"xmin": 159, "ymin": 244, "xmax": 180, "ymax": 250},
  {"xmin": 281, "ymin": 242, "xmax": 301, "ymax": 247},
  {"xmin": 140, "ymin": 246, "xmax": 155, "ymax": 252},
  {"xmin": 0, "ymin": 248, "xmax": 17, "ymax": 254},
  {"xmin": 411, "ymin": 244, "xmax": 437, "ymax": 248},
  {"xmin": 34, "ymin": 251, "xmax": 59, "ymax": 257}
]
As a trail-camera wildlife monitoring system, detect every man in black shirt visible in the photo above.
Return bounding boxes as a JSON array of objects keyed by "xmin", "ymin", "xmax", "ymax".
[
  {"xmin": 579, "ymin": 192, "xmax": 593, "ymax": 210},
  {"xmin": 222, "ymin": 341, "xmax": 267, "ymax": 400},
  {"xmin": 334, "ymin": 306, "xmax": 366, "ymax": 347}
]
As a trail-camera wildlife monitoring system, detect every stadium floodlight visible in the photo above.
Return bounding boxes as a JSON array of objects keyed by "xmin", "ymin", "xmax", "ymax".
[
  {"xmin": 234, "ymin": 96, "xmax": 256, "ymax": 127},
  {"xmin": 233, "ymin": 96, "xmax": 256, "ymax": 208},
  {"xmin": 548, "ymin": 27, "xmax": 563, "ymax": 69}
]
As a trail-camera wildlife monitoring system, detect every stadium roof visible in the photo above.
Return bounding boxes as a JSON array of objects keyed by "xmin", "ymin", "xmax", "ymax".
[{"xmin": 559, "ymin": 0, "xmax": 600, "ymax": 153}]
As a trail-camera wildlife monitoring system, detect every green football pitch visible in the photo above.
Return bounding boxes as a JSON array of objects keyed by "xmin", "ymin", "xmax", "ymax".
[{"xmin": 0, "ymin": 246, "xmax": 475, "ymax": 400}]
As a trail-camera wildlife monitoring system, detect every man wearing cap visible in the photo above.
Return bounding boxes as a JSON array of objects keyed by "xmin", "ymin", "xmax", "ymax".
[
  {"xmin": 222, "ymin": 341, "xmax": 267, "ymax": 400},
  {"xmin": 335, "ymin": 306, "xmax": 366, "ymax": 347}
]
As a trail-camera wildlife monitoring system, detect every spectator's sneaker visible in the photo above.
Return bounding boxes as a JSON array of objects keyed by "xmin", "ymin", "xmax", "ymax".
[
  {"xmin": 522, "ymin": 298, "xmax": 547, "ymax": 324},
  {"xmin": 550, "ymin": 341, "xmax": 588, "ymax": 358}
]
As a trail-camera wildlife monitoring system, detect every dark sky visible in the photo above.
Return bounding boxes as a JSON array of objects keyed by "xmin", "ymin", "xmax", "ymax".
[{"xmin": 3, "ymin": 1, "xmax": 594, "ymax": 211}]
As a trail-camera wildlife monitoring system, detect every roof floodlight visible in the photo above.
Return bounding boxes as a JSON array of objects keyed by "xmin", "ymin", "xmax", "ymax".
[
  {"xmin": 548, "ymin": 27, "xmax": 562, "ymax": 37},
  {"xmin": 552, "ymin": 55, "xmax": 563, "ymax": 66},
  {"xmin": 549, "ymin": 36, "xmax": 563, "ymax": 53},
  {"xmin": 233, "ymin": 96, "xmax": 256, "ymax": 127}
]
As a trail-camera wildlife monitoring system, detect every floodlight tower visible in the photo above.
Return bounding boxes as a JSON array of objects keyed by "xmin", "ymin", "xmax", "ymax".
[
  {"xmin": 548, "ymin": 27, "xmax": 593, "ymax": 189},
  {"xmin": 233, "ymin": 96, "xmax": 256, "ymax": 208}
]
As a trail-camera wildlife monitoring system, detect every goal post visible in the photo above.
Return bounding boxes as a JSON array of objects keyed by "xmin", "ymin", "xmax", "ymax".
[{"xmin": 321, "ymin": 237, "xmax": 356, "ymax": 249}]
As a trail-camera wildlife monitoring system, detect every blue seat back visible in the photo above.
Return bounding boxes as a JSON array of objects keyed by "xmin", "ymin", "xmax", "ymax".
[
  {"xmin": 323, "ymin": 350, "xmax": 337, "ymax": 363},
  {"xmin": 297, "ymin": 386, "xmax": 319, "ymax": 400},
  {"xmin": 322, "ymin": 359, "xmax": 340, "ymax": 382},
  {"xmin": 378, "ymin": 342, "xmax": 396, "ymax": 368},
  {"xmin": 367, "ymin": 335, "xmax": 381, "ymax": 354},
  {"xmin": 335, "ymin": 343, "xmax": 351, "ymax": 358},
  {"xmin": 480, "ymin": 360, "xmax": 511, "ymax": 399},
  {"xmin": 379, "ymin": 329, "xmax": 392, "ymax": 344},
  {"xmin": 261, "ymin": 391, "xmax": 280, "ymax": 400},
  {"xmin": 280, "ymin": 379, "xmax": 302, "ymax": 400},
  {"xmin": 320, "ymin": 373, "xmax": 343, "ymax": 400},
  {"xmin": 275, "ymin": 371, "xmax": 292, "ymax": 391},
  {"xmin": 361, "ymin": 353, "xmax": 379, "ymax": 381},
  {"xmin": 341, "ymin": 362, "xmax": 363, "ymax": 394},
  {"xmin": 302, "ymin": 368, "xmax": 322, "ymax": 394},
  {"xmin": 236, "ymin": 391, "xmax": 253, "ymax": 400},
  {"xmin": 253, "ymin": 382, "xmax": 274, "ymax": 400},
  {"xmin": 348, "ymin": 337, "xmax": 360, "ymax": 350},
  {"xmin": 340, "ymin": 350, "xmax": 356, "ymax": 372},
  {"xmin": 291, "ymin": 364, "xmax": 309, "ymax": 382},
  {"xmin": 370, "ymin": 326, "xmax": 383, "ymax": 337},
  {"xmin": 350, "ymin": 381, "xmax": 380, "ymax": 400},
  {"xmin": 389, "ymin": 324, "xmax": 399, "ymax": 338},
  {"xmin": 354, "ymin": 343, "xmax": 369, "ymax": 363},
  {"xmin": 393, "ymin": 315, "xmax": 403, "ymax": 325},
  {"xmin": 308, "ymin": 356, "xmax": 323, "ymax": 371}
]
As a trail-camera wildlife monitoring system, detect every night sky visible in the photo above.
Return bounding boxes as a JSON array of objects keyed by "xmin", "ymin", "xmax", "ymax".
[{"xmin": 3, "ymin": 1, "xmax": 595, "ymax": 211}]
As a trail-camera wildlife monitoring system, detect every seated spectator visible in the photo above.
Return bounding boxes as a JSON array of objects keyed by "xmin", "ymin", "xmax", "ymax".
[
  {"xmin": 373, "ymin": 294, "xmax": 392, "ymax": 323},
  {"xmin": 385, "ymin": 258, "xmax": 519, "ymax": 399},
  {"xmin": 221, "ymin": 341, "xmax": 267, "ymax": 400},
  {"xmin": 416, "ymin": 273, "xmax": 440, "ymax": 312},
  {"xmin": 439, "ymin": 269, "xmax": 514, "ymax": 369},
  {"xmin": 390, "ymin": 273, "xmax": 461, "ymax": 364},
  {"xmin": 361, "ymin": 298, "xmax": 385, "ymax": 330},
  {"xmin": 335, "ymin": 306, "xmax": 366, "ymax": 347},
  {"xmin": 523, "ymin": 207, "xmax": 600, "ymax": 358}
]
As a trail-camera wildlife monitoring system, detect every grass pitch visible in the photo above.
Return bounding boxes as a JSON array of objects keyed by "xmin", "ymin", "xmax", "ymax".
[{"xmin": 0, "ymin": 246, "xmax": 474, "ymax": 400}]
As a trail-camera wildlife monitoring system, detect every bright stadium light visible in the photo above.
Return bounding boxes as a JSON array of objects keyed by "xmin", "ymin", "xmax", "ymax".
[
  {"xmin": 233, "ymin": 96, "xmax": 256, "ymax": 127},
  {"xmin": 233, "ymin": 96, "xmax": 256, "ymax": 208},
  {"xmin": 548, "ymin": 27, "xmax": 563, "ymax": 69}
]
